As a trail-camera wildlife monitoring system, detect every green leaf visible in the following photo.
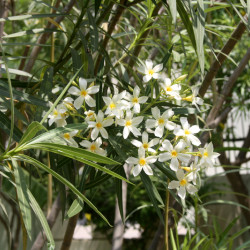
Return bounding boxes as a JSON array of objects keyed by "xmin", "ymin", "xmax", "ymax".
[
  {"xmin": 19, "ymin": 121, "xmax": 47, "ymax": 145},
  {"xmin": 16, "ymin": 155, "xmax": 112, "ymax": 226},
  {"xmin": 0, "ymin": 13, "xmax": 68, "ymax": 22},
  {"xmin": 19, "ymin": 143, "xmax": 133, "ymax": 185},
  {"xmin": 170, "ymin": 228, "xmax": 177, "ymax": 250},
  {"xmin": 140, "ymin": 172, "xmax": 164, "ymax": 224},
  {"xmin": 12, "ymin": 159, "xmax": 32, "ymax": 239},
  {"xmin": 0, "ymin": 109, "xmax": 23, "ymax": 143},
  {"xmin": 193, "ymin": 0, "xmax": 205, "ymax": 74},
  {"xmin": 66, "ymin": 198, "xmax": 84, "ymax": 218},
  {"xmin": 217, "ymin": 216, "xmax": 239, "ymax": 246},
  {"xmin": 0, "ymin": 199, "xmax": 11, "ymax": 250},
  {"xmin": 27, "ymin": 189, "xmax": 55, "ymax": 249},
  {"xmin": 115, "ymin": 167, "xmax": 126, "ymax": 223},
  {"xmin": 177, "ymin": 0, "xmax": 196, "ymax": 50},
  {"xmin": 95, "ymin": 0, "xmax": 102, "ymax": 16},
  {"xmin": 3, "ymin": 28, "xmax": 63, "ymax": 39},
  {"xmin": 0, "ymin": 81, "xmax": 49, "ymax": 107},
  {"xmin": 21, "ymin": 123, "xmax": 87, "ymax": 145},
  {"xmin": 169, "ymin": 0, "xmax": 177, "ymax": 24}
]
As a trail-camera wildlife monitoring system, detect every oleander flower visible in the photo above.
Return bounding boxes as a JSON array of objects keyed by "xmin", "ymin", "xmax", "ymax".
[
  {"xmin": 126, "ymin": 148, "xmax": 157, "ymax": 176},
  {"xmin": 87, "ymin": 110, "xmax": 114, "ymax": 140},
  {"xmin": 168, "ymin": 169, "xmax": 198, "ymax": 199},
  {"xmin": 138, "ymin": 59, "xmax": 163, "ymax": 82},
  {"xmin": 68, "ymin": 78, "xmax": 99, "ymax": 109},
  {"xmin": 174, "ymin": 117, "xmax": 201, "ymax": 146},
  {"xmin": 80, "ymin": 137, "xmax": 107, "ymax": 156},
  {"xmin": 158, "ymin": 139, "xmax": 191, "ymax": 171},
  {"xmin": 146, "ymin": 107, "xmax": 175, "ymax": 138}
]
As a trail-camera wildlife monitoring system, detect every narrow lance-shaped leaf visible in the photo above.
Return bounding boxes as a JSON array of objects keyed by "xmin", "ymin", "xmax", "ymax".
[
  {"xmin": 19, "ymin": 121, "xmax": 47, "ymax": 145},
  {"xmin": 12, "ymin": 159, "xmax": 32, "ymax": 240},
  {"xmin": 15, "ymin": 155, "xmax": 112, "ymax": 226},
  {"xmin": 66, "ymin": 199, "xmax": 84, "ymax": 219},
  {"xmin": 140, "ymin": 172, "xmax": 164, "ymax": 224},
  {"xmin": 27, "ymin": 189, "xmax": 55, "ymax": 249}
]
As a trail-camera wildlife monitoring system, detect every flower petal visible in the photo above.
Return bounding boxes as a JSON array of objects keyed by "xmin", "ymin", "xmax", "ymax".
[
  {"xmin": 74, "ymin": 96, "xmax": 84, "ymax": 109},
  {"xmin": 168, "ymin": 181, "xmax": 179, "ymax": 189},
  {"xmin": 143, "ymin": 75, "xmax": 152, "ymax": 82},
  {"xmin": 186, "ymin": 184, "xmax": 198, "ymax": 194},
  {"xmin": 133, "ymin": 164, "xmax": 142, "ymax": 177},
  {"xmin": 178, "ymin": 186, "xmax": 186, "ymax": 199},
  {"xmin": 143, "ymin": 164, "xmax": 153, "ymax": 175},
  {"xmin": 158, "ymin": 152, "xmax": 171, "ymax": 162},
  {"xmin": 88, "ymin": 85, "xmax": 99, "ymax": 94},
  {"xmin": 145, "ymin": 59, "xmax": 153, "ymax": 69},
  {"xmin": 170, "ymin": 158, "xmax": 179, "ymax": 171},
  {"xmin": 85, "ymin": 95, "xmax": 96, "ymax": 107},
  {"xmin": 68, "ymin": 86, "xmax": 80, "ymax": 96},
  {"xmin": 153, "ymin": 63, "xmax": 163, "ymax": 72},
  {"xmin": 79, "ymin": 78, "xmax": 87, "ymax": 90}
]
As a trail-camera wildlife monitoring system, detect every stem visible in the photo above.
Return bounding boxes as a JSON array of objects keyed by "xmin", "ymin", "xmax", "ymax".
[{"xmin": 164, "ymin": 179, "xmax": 170, "ymax": 250}]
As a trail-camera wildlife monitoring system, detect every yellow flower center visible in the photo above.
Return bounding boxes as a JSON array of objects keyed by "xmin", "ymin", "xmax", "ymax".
[
  {"xmin": 183, "ymin": 95, "xmax": 193, "ymax": 102},
  {"xmin": 139, "ymin": 158, "xmax": 146, "ymax": 166},
  {"xmin": 80, "ymin": 90, "xmax": 88, "ymax": 97},
  {"xmin": 109, "ymin": 102, "xmax": 116, "ymax": 109},
  {"xmin": 166, "ymin": 86, "xmax": 172, "ymax": 92},
  {"xmin": 87, "ymin": 111, "xmax": 94, "ymax": 117},
  {"xmin": 203, "ymin": 151, "xmax": 208, "ymax": 158},
  {"xmin": 53, "ymin": 110, "xmax": 58, "ymax": 116},
  {"xmin": 143, "ymin": 143, "xmax": 149, "ymax": 149},
  {"xmin": 61, "ymin": 112, "xmax": 67, "ymax": 118},
  {"xmin": 180, "ymin": 179, "xmax": 187, "ymax": 186},
  {"xmin": 125, "ymin": 120, "xmax": 132, "ymax": 127},
  {"xmin": 96, "ymin": 122, "xmax": 102, "ymax": 128},
  {"xmin": 182, "ymin": 167, "xmax": 191, "ymax": 172},
  {"xmin": 158, "ymin": 118, "xmax": 165, "ymax": 125},
  {"xmin": 63, "ymin": 133, "xmax": 70, "ymax": 140},
  {"xmin": 132, "ymin": 97, "xmax": 139, "ymax": 103},
  {"xmin": 90, "ymin": 144, "xmax": 96, "ymax": 151},
  {"xmin": 171, "ymin": 150, "xmax": 178, "ymax": 157},
  {"xmin": 184, "ymin": 129, "xmax": 190, "ymax": 135},
  {"xmin": 148, "ymin": 69, "xmax": 154, "ymax": 75}
]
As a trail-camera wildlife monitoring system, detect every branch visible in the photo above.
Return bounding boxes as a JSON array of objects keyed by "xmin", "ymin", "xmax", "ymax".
[
  {"xmin": 199, "ymin": 15, "xmax": 247, "ymax": 98},
  {"xmin": 200, "ymin": 48, "xmax": 250, "ymax": 145}
]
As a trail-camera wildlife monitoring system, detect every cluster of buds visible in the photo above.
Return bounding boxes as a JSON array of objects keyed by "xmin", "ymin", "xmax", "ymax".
[{"xmin": 48, "ymin": 59, "xmax": 219, "ymax": 200}]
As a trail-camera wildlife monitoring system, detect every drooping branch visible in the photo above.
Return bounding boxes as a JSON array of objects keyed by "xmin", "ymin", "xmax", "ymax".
[
  {"xmin": 199, "ymin": 16, "xmax": 247, "ymax": 98},
  {"xmin": 200, "ymin": 48, "xmax": 250, "ymax": 144}
]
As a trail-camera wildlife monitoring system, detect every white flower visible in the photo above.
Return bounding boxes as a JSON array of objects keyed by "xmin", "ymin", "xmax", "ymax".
[
  {"xmin": 48, "ymin": 103, "xmax": 68, "ymax": 127},
  {"xmin": 68, "ymin": 78, "xmax": 99, "ymax": 109},
  {"xmin": 126, "ymin": 148, "xmax": 157, "ymax": 176},
  {"xmin": 103, "ymin": 91, "xmax": 128, "ymax": 118},
  {"xmin": 146, "ymin": 107, "xmax": 175, "ymax": 138},
  {"xmin": 85, "ymin": 110, "xmax": 96, "ymax": 122},
  {"xmin": 62, "ymin": 97, "xmax": 75, "ymax": 111},
  {"xmin": 198, "ymin": 142, "xmax": 220, "ymax": 167},
  {"xmin": 117, "ymin": 110, "xmax": 143, "ymax": 139},
  {"xmin": 168, "ymin": 169, "xmax": 198, "ymax": 199},
  {"xmin": 125, "ymin": 86, "xmax": 148, "ymax": 113},
  {"xmin": 131, "ymin": 131, "xmax": 159, "ymax": 153},
  {"xmin": 61, "ymin": 130, "xmax": 78, "ymax": 147},
  {"xmin": 159, "ymin": 139, "xmax": 191, "ymax": 171},
  {"xmin": 80, "ymin": 137, "xmax": 106, "ymax": 156},
  {"xmin": 174, "ymin": 117, "xmax": 201, "ymax": 146},
  {"xmin": 161, "ymin": 78, "xmax": 181, "ymax": 100},
  {"xmin": 181, "ymin": 157, "xmax": 201, "ymax": 185},
  {"xmin": 183, "ymin": 86, "xmax": 204, "ymax": 111},
  {"xmin": 138, "ymin": 59, "xmax": 163, "ymax": 82},
  {"xmin": 87, "ymin": 110, "xmax": 114, "ymax": 140}
]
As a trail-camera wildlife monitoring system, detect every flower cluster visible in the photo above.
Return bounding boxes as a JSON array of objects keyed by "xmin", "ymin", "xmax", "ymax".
[{"xmin": 48, "ymin": 59, "xmax": 219, "ymax": 200}]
